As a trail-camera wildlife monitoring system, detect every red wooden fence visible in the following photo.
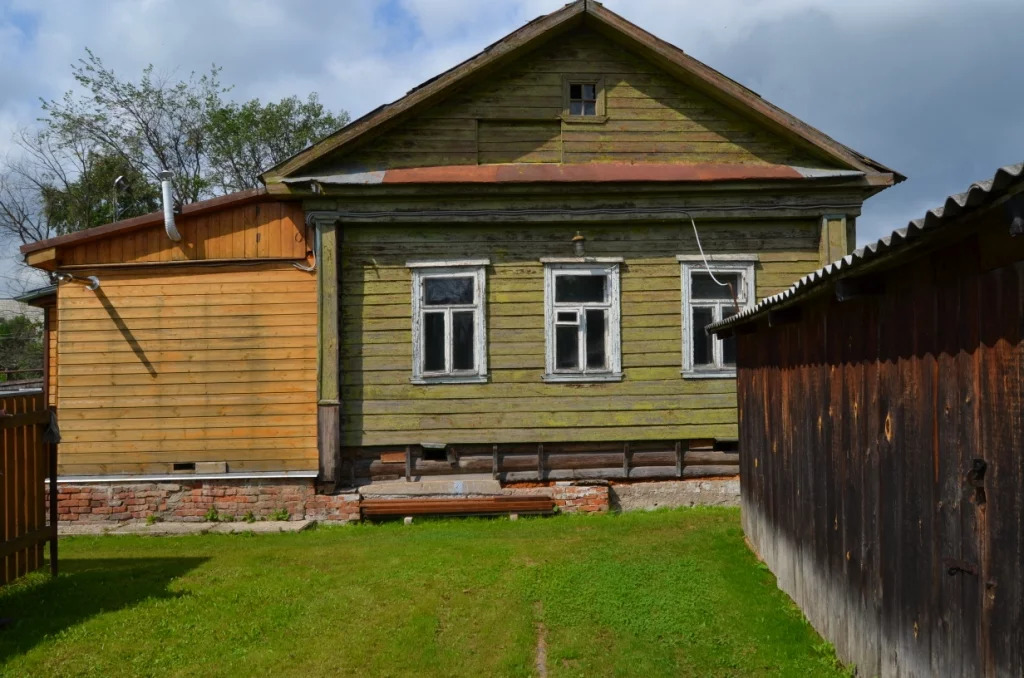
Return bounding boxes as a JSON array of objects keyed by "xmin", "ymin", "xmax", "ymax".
[{"xmin": 1, "ymin": 390, "xmax": 57, "ymax": 585}]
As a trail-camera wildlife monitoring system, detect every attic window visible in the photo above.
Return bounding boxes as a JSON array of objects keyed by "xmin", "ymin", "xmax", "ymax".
[
  {"xmin": 569, "ymin": 83, "xmax": 597, "ymax": 115},
  {"xmin": 563, "ymin": 76, "xmax": 605, "ymax": 121}
]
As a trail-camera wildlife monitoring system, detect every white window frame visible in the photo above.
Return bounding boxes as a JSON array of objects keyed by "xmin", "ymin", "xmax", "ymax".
[
  {"xmin": 679, "ymin": 255, "xmax": 757, "ymax": 379},
  {"xmin": 409, "ymin": 260, "xmax": 488, "ymax": 384},
  {"xmin": 542, "ymin": 260, "xmax": 622, "ymax": 382}
]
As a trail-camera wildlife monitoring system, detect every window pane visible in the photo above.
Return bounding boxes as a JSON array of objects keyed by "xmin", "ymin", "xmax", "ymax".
[
  {"xmin": 691, "ymin": 272, "xmax": 740, "ymax": 300},
  {"xmin": 557, "ymin": 310, "xmax": 578, "ymax": 323},
  {"xmin": 555, "ymin": 274, "xmax": 606, "ymax": 303},
  {"xmin": 692, "ymin": 307, "xmax": 714, "ymax": 366},
  {"xmin": 452, "ymin": 311, "xmax": 475, "ymax": 371},
  {"xmin": 556, "ymin": 325, "xmax": 579, "ymax": 370},
  {"xmin": 585, "ymin": 309, "xmax": 606, "ymax": 370},
  {"xmin": 582, "ymin": 84, "xmax": 596, "ymax": 100},
  {"xmin": 423, "ymin": 312, "xmax": 446, "ymax": 371},
  {"xmin": 424, "ymin": 277, "xmax": 473, "ymax": 305},
  {"xmin": 569, "ymin": 83, "xmax": 582, "ymax": 99},
  {"xmin": 722, "ymin": 308, "xmax": 737, "ymax": 366},
  {"xmin": 583, "ymin": 101, "xmax": 596, "ymax": 115},
  {"xmin": 569, "ymin": 100, "xmax": 583, "ymax": 115}
]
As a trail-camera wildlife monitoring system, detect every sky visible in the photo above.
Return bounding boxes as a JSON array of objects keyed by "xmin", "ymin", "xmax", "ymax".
[{"xmin": 1, "ymin": 0, "xmax": 1022, "ymax": 294}]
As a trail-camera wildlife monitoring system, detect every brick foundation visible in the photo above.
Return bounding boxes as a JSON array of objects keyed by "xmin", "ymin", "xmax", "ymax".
[
  {"xmin": 50, "ymin": 479, "xmax": 360, "ymax": 524},
  {"xmin": 50, "ymin": 478, "xmax": 616, "ymax": 524}
]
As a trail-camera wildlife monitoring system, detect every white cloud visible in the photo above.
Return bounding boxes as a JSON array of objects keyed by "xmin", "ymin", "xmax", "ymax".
[{"xmin": 1, "ymin": 0, "xmax": 1023, "ymax": 292}]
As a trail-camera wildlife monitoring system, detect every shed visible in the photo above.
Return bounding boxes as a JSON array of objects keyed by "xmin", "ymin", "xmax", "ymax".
[{"xmin": 709, "ymin": 163, "xmax": 1024, "ymax": 677}]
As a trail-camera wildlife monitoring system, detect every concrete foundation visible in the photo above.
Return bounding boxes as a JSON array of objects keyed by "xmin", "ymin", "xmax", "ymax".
[{"xmin": 610, "ymin": 477, "xmax": 740, "ymax": 512}]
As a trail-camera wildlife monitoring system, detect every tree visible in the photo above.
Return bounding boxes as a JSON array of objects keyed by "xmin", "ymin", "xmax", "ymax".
[
  {"xmin": 0, "ymin": 49, "xmax": 348, "ymax": 260},
  {"xmin": 206, "ymin": 95, "xmax": 349, "ymax": 193},
  {"xmin": 41, "ymin": 153, "xmax": 159, "ymax": 234},
  {"xmin": 0, "ymin": 314, "xmax": 43, "ymax": 383}
]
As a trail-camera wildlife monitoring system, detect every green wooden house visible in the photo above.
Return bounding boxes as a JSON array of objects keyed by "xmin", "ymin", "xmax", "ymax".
[
  {"xmin": 21, "ymin": 0, "xmax": 901, "ymax": 521},
  {"xmin": 265, "ymin": 0, "xmax": 901, "ymax": 487}
]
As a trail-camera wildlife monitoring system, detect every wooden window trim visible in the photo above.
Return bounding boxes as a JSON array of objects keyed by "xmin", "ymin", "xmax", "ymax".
[
  {"xmin": 561, "ymin": 75, "xmax": 607, "ymax": 123},
  {"xmin": 410, "ymin": 263, "xmax": 488, "ymax": 384},
  {"xmin": 543, "ymin": 262, "xmax": 622, "ymax": 382},
  {"xmin": 680, "ymin": 259, "xmax": 756, "ymax": 379}
]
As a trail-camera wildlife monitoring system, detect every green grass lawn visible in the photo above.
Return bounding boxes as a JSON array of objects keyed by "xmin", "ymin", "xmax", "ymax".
[{"xmin": 0, "ymin": 508, "xmax": 846, "ymax": 677}]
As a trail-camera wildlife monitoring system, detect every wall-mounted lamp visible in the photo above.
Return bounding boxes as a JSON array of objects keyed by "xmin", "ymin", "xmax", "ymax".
[
  {"xmin": 56, "ymin": 272, "xmax": 101, "ymax": 291},
  {"xmin": 572, "ymin": 231, "xmax": 586, "ymax": 257}
]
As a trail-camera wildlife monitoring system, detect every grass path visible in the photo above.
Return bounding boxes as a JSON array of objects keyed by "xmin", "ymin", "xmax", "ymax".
[{"xmin": 0, "ymin": 508, "xmax": 847, "ymax": 677}]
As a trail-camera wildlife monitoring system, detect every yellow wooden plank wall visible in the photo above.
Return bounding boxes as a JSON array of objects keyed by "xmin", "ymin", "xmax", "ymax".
[
  {"xmin": 335, "ymin": 28, "xmax": 829, "ymax": 171},
  {"xmin": 341, "ymin": 220, "xmax": 823, "ymax": 447},
  {"xmin": 47, "ymin": 306, "xmax": 57, "ymax": 407},
  {"xmin": 55, "ymin": 263, "xmax": 318, "ymax": 476},
  {"xmin": 61, "ymin": 201, "xmax": 308, "ymax": 266}
]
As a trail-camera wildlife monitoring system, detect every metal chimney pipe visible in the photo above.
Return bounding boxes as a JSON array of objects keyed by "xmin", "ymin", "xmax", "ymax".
[{"xmin": 158, "ymin": 170, "xmax": 181, "ymax": 242}]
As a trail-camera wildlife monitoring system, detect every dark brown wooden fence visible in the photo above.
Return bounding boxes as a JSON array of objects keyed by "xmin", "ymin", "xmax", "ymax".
[
  {"xmin": 733, "ymin": 231, "xmax": 1023, "ymax": 677},
  {"xmin": 1, "ymin": 390, "xmax": 57, "ymax": 585}
]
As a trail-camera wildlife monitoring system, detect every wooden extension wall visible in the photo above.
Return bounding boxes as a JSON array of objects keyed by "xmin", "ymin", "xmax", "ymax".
[
  {"xmin": 46, "ymin": 306, "xmax": 58, "ymax": 407},
  {"xmin": 342, "ymin": 220, "xmax": 823, "ymax": 448},
  {"xmin": 60, "ymin": 201, "xmax": 307, "ymax": 267},
  {"xmin": 735, "ymin": 227, "xmax": 1024, "ymax": 676},
  {"xmin": 332, "ymin": 28, "xmax": 829, "ymax": 171},
  {"xmin": 55, "ymin": 264, "xmax": 318, "ymax": 476},
  {"xmin": 1, "ymin": 391, "xmax": 53, "ymax": 585}
]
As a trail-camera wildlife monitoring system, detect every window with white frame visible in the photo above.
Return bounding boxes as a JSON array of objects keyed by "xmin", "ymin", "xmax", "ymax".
[
  {"xmin": 679, "ymin": 256, "xmax": 756, "ymax": 377},
  {"xmin": 409, "ymin": 261, "xmax": 488, "ymax": 383},
  {"xmin": 543, "ymin": 260, "xmax": 622, "ymax": 382}
]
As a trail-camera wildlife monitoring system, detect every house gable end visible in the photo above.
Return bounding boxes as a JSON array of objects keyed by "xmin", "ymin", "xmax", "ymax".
[{"xmin": 302, "ymin": 27, "xmax": 837, "ymax": 177}]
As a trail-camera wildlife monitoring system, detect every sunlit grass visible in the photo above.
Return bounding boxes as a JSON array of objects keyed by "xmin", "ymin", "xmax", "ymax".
[{"xmin": 0, "ymin": 508, "xmax": 847, "ymax": 677}]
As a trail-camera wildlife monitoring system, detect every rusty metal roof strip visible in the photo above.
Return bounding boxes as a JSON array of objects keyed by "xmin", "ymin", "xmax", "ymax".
[
  {"xmin": 707, "ymin": 162, "xmax": 1024, "ymax": 334},
  {"xmin": 281, "ymin": 163, "xmax": 864, "ymax": 186}
]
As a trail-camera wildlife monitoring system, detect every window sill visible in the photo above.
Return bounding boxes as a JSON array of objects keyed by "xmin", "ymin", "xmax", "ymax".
[
  {"xmin": 681, "ymin": 370, "xmax": 736, "ymax": 380},
  {"xmin": 411, "ymin": 375, "xmax": 489, "ymax": 385},
  {"xmin": 543, "ymin": 372, "xmax": 623, "ymax": 383},
  {"xmin": 560, "ymin": 114, "xmax": 608, "ymax": 124}
]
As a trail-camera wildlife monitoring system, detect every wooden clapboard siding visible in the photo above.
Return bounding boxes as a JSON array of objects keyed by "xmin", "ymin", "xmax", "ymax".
[
  {"xmin": 55, "ymin": 263, "xmax": 318, "ymax": 476},
  {"xmin": 61, "ymin": 201, "xmax": 308, "ymax": 266},
  {"xmin": 330, "ymin": 28, "xmax": 830, "ymax": 171},
  {"xmin": 47, "ymin": 306, "xmax": 58, "ymax": 407},
  {"xmin": 340, "ymin": 221, "xmax": 823, "ymax": 447}
]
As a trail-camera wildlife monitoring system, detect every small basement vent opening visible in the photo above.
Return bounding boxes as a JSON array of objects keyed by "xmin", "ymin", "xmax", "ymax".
[
  {"xmin": 421, "ymin": 444, "xmax": 448, "ymax": 462},
  {"xmin": 172, "ymin": 462, "xmax": 196, "ymax": 472}
]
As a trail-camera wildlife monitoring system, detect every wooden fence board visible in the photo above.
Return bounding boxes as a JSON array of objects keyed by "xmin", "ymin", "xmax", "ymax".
[{"xmin": 0, "ymin": 391, "xmax": 55, "ymax": 585}]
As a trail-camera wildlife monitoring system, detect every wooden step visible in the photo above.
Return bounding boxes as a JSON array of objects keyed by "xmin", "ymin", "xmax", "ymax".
[{"xmin": 360, "ymin": 496, "xmax": 554, "ymax": 518}]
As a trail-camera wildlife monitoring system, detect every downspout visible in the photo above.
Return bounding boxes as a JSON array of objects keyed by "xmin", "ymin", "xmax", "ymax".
[{"xmin": 158, "ymin": 170, "xmax": 181, "ymax": 242}]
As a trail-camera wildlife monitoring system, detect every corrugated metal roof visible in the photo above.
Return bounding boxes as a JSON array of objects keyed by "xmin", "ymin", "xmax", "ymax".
[{"xmin": 708, "ymin": 162, "xmax": 1024, "ymax": 334}]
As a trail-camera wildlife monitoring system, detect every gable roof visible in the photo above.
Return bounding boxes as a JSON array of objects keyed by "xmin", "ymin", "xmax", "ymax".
[{"xmin": 263, "ymin": 0, "xmax": 901, "ymax": 187}]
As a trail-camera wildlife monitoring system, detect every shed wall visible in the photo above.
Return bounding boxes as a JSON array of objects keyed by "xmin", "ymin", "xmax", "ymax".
[
  {"xmin": 735, "ymin": 223, "xmax": 1024, "ymax": 677},
  {"xmin": 342, "ymin": 219, "xmax": 823, "ymax": 448},
  {"xmin": 55, "ymin": 263, "xmax": 318, "ymax": 477}
]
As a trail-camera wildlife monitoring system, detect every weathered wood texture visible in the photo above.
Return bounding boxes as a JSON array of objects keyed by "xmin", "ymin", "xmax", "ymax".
[
  {"xmin": 60, "ymin": 201, "xmax": 308, "ymax": 266},
  {"xmin": 735, "ymin": 222, "xmax": 1024, "ymax": 677},
  {"xmin": 54, "ymin": 263, "xmax": 319, "ymax": 476},
  {"xmin": 326, "ymin": 28, "xmax": 832, "ymax": 171},
  {"xmin": 352, "ymin": 442, "xmax": 738, "ymax": 484},
  {"xmin": 46, "ymin": 304, "xmax": 58, "ymax": 407},
  {"xmin": 0, "ymin": 391, "xmax": 53, "ymax": 585},
  {"xmin": 342, "ymin": 220, "xmax": 823, "ymax": 447}
]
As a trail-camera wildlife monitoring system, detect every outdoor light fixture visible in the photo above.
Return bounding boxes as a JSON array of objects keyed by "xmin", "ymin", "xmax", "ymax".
[
  {"xmin": 55, "ymin": 272, "xmax": 100, "ymax": 291},
  {"xmin": 572, "ymin": 231, "xmax": 586, "ymax": 256}
]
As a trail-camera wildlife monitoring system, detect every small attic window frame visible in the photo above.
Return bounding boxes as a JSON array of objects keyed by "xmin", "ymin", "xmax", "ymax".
[{"xmin": 562, "ymin": 75, "xmax": 607, "ymax": 123}]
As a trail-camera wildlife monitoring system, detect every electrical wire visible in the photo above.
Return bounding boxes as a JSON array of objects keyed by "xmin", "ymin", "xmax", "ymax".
[{"xmin": 682, "ymin": 211, "xmax": 730, "ymax": 288}]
